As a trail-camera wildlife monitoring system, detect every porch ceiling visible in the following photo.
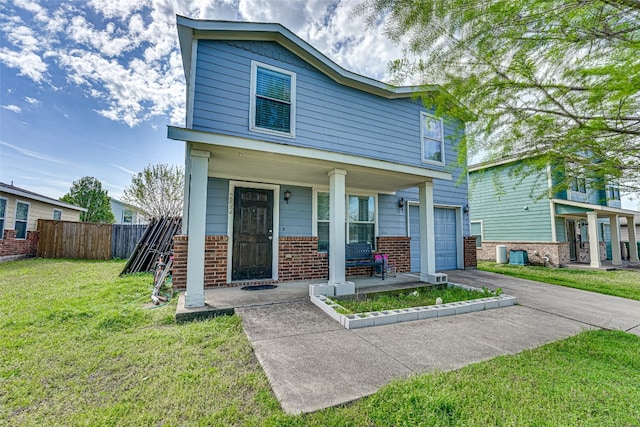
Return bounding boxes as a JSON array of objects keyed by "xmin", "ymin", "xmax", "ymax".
[
  {"xmin": 168, "ymin": 126, "xmax": 452, "ymax": 193},
  {"xmin": 196, "ymin": 143, "xmax": 430, "ymax": 193},
  {"xmin": 553, "ymin": 199, "xmax": 639, "ymax": 219}
]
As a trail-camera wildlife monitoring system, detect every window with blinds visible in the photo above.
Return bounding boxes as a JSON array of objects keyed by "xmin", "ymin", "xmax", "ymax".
[{"xmin": 250, "ymin": 61, "xmax": 296, "ymax": 137}]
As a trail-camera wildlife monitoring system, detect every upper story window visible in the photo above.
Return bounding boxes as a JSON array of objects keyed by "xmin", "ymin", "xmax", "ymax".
[
  {"xmin": 250, "ymin": 61, "xmax": 296, "ymax": 137},
  {"xmin": 0, "ymin": 197, "xmax": 6, "ymax": 240},
  {"xmin": 608, "ymin": 183, "xmax": 620, "ymax": 201},
  {"xmin": 52, "ymin": 209, "xmax": 62, "ymax": 220},
  {"xmin": 15, "ymin": 201, "xmax": 29, "ymax": 239},
  {"xmin": 123, "ymin": 209, "xmax": 133, "ymax": 224},
  {"xmin": 570, "ymin": 176, "xmax": 586, "ymax": 193},
  {"xmin": 421, "ymin": 112, "xmax": 444, "ymax": 164}
]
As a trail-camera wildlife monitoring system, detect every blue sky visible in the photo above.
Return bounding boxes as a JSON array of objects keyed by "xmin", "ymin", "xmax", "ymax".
[
  {"xmin": 1, "ymin": 0, "xmax": 638, "ymax": 209},
  {"xmin": 1, "ymin": 0, "xmax": 401, "ymax": 200}
]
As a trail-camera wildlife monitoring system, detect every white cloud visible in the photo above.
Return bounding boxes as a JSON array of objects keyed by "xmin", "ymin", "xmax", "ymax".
[
  {"xmin": 25, "ymin": 96, "xmax": 40, "ymax": 105},
  {"xmin": 0, "ymin": 0, "xmax": 405, "ymax": 128},
  {"xmin": 0, "ymin": 140, "xmax": 65, "ymax": 164},
  {"xmin": 1, "ymin": 105, "xmax": 22, "ymax": 113},
  {"xmin": 111, "ymin": 164, "xmax": 137, "ymax": 175}
]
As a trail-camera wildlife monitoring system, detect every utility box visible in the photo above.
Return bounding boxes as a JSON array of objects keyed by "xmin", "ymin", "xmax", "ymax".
[{"xmin": 509, "ymin": 250, "xmax": 529, "ymax": 265}]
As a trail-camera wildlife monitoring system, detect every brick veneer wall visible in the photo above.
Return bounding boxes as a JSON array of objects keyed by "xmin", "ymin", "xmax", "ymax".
[
  {"xmin": 477, "ymin": 241, "xmax": 570, "ymax": 267},
  {"xmin": 172, "ymin": 234, "xmax": 413, "ymax": 289},
  {"xmin": 0, "ymin": 229, "xmax": 39, "ymax": 262},
  {"xmin": 376, "ymin": 236, "xmax": 411, "ymax": 273},
  {"xmin": 463, "ymin": 236, "xmax": 477, "ymax": 268},
  {"xmin": 279, "ymin": 237, "xmax": 328, "ymax": 281},
  {"xmin": 172, "ymin": 235, "xmax": 229, "ymax": 289}
]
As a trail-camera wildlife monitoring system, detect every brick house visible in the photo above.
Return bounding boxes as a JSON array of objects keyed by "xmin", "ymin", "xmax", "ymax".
[
  {"xmin": 0, "ymin": 182, "xmax": 85, "ymax": 261},
  {"xmin": 168, "ymin": 17, "xmax": 476, "ymax": 307}
]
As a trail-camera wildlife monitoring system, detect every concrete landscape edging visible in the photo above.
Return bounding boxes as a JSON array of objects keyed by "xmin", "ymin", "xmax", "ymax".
[{"xmin": 309, "ymin": 283, "xmax": 517, "ymax": 329}]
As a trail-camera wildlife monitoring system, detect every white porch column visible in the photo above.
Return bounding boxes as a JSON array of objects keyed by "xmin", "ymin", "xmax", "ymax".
[
  {"xmin": 328, "ymin": 169, "xmax": 347, "ymax": 285},
  {"xmin": 628, "ymin": 215, "xmax": 639, "ymax": 263},
  {"xmin": 419, "ymin": 181, "xmax": 436, "ymax": 282},
  {"xmin": 586, "ymin": 211, "xmax": 601, "ymax": 268},
  {"xmin": 185, "ymin": 149, "xmax": 210, "ymax": 307},
  {"xmin": 609, "ymin": 215, "xmax": 622, "ymax": 266}
]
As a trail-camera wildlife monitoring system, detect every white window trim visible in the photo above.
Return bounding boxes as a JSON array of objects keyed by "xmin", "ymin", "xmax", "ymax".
[
  {"xmin": 0, "ymin": 196, "xmax": 6, "ymax": 240},
  {"xmin": 52, "ymin": 209, "xmax": 62, "ymax": 220},
  {"xmin": 470, "ymin": 220, "xmax": 484, "ymax": 248},
  {"xmin": 14, "ymin": 200, "xmax": 30, "ymax": 240},
  {"xmin": 249, "ymin": 60, "xmax": 296, "ymax": 138},
  {"xmin": 313, "ymin": 189, "xmax": 378, "ymax": 251},
  {"xmin": 420, "ymin": 112, "xmax": 445, "ymax": 165}
]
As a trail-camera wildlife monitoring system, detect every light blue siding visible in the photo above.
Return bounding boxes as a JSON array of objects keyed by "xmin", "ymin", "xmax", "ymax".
[
  {"xmin": 377, "ymin": 193, "xmax": 406, "ymax": 236},
  {"xmin": 192, "ymin": 40, "xmax": 463, "ymax": 173},
  {"xmin": 279, "ymin": 185, "xmax": 312, "ymax": 236},
  {"xmin": 206, "ymin": 178, "xmax": 229, "ymax": 235},
  {"xmin": 469, "ymin": 165, "xmax": 552, "ymax": 242}
]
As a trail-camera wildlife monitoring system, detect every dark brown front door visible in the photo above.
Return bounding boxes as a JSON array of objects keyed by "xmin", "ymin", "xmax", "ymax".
[{"xmin": 232, "ymin": 187, "xmax": 273, "ymax": 281}]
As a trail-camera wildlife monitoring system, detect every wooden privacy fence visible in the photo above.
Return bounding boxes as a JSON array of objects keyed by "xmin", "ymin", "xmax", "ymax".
[
  {"xmin": 38, "ymin": 220, "xmax": 148, "ymax": 260},
  {"xmin": 112, "ymin": 224, "xmax": 148, "ymax": 259}
]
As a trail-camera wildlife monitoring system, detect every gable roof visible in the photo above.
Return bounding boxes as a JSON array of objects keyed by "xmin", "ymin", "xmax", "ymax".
[
  {"xmin": 0, "ymin": 182, "xmax": 86, "ymax": 212},
  {"xmin": 176, "ymin": 16, "xmax": 472, "ymax": 119}
]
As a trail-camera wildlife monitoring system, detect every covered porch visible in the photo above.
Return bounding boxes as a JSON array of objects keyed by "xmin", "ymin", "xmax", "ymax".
[
  {"xmin": 169, "ymin": 127, "xmax": 454, "ymax": 308},
  {"xmin": 553, "ymin": 199, "xmax": 639, "ymax": 269}
]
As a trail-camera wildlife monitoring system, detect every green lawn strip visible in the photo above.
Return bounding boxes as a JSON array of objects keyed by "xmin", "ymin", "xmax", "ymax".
[
  {"xmin": 478, "ymin": 261, "xmax": 640, "ymax": 301},
  {"xmin": 333, "ymin": 285, "xmax": 496, "ymax": 315},
  {"xmin": 2, "ymin": 259, "xmax": 640, "ymax": 425}
]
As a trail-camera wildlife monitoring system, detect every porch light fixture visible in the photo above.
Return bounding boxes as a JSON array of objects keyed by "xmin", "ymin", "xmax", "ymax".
[
  {"xmin": 398, "ymin": 197, "xmax": 405, "ymax": 209},
  {"xmin": 463, "ymin": 204, "xmax": 469, "ymax": 214},
  {"xmin": 284, "ymin": 189, "xmax": 292, "ymax": 204}
]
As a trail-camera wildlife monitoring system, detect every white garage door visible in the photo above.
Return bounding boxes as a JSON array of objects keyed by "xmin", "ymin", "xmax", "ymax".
[{"xmin": 409, "ymin": 206, "xmax": 458, "ymax": 272}]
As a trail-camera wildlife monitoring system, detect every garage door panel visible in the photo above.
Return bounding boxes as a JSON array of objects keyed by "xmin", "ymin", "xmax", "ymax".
[{"xmin": 409, "ymin": 206, "xmax": 458, "ymax": 272}]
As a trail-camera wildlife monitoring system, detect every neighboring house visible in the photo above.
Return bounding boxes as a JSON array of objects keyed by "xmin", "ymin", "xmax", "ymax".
[
  {"xmin": 620, "ymin": 214, "xmax": 640, "ymax": 257},
  {"xmin": 0, "ymin": 181, "xmax": 86, "ymax": 261},
  {"xmin": 169, "ymin": 17, "xmax": 475, "ymax": 307},
  {"xmin": 469, "ymin": 158, "xmax": 639, "ymax": 268},
  {"xmin": 110, "ymin": 198, "xmax": 147, "ymax": 225}
]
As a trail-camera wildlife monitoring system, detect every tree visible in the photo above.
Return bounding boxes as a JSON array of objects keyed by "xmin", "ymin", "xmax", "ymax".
[
  {"xmin": 61, "ymin": 176, "xmax": 115, "ymax": 223},
  {"xmin": 122, "ymin": 164, "xmax": 184, "ymax": 220},
  {"xmin": 356, "ymin": 0, "xmax": 640, "ymax": 192}
]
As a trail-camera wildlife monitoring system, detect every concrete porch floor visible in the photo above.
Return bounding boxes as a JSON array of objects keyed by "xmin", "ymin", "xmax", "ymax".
[
  {"xmin": 175, "ymin": 273, "xmax": 427, "ymax": 322},
  {"xmin": 560, "ymin": 259, "xmax": 640, "ymax": 271}
]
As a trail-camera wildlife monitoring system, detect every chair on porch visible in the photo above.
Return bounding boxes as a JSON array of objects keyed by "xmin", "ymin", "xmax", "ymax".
[{"xmin": 373, "ymin": 253, "xmax": 396, "ymax": 278}]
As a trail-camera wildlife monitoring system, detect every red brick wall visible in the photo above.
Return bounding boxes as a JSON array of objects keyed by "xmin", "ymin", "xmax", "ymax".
[
  {"xmin": 464, "ymin": 236, "xmax": 477, "ymax": 268},
  {"xmin": 279, "ymin": 237, "xmax": 328, "ymax": 281},
  {"xmin": 0, "ymin": 229, "xmax": 39, "ymax": 261},
  {"xmin": 172, "ymin": 234, "xmax": 413, "ymax": 289},
  {"xmin": 172, "ymin": 235, "xmax": 229, "ymax": 289},
  {"xmin": 376, "ymin": 236, "xmax": 411, "ymax": 273}
]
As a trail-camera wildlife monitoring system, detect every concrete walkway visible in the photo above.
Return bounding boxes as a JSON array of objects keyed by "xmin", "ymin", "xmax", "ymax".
[{"xmin": 234, "ymin": 270, "xmax": 640, "ymax": 414}]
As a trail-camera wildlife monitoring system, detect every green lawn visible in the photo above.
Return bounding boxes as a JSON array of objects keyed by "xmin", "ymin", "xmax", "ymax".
[
  {"xmin": 479, "ymin": 261, "xmax": 640, "ymax": 301},
  {"xmin": 1, "ymin": 259, "xmax": 639, "ymax": 426}
]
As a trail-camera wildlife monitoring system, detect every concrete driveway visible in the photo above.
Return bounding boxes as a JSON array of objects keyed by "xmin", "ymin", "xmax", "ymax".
[{"xmin": 236, "ymin": 269, "xmax": 640, "ymax": 414}]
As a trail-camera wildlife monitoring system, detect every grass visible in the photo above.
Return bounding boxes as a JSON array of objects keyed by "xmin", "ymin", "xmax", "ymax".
[
  {"xmin": 479, "ymin": 261, "xmax": 640, "ymax": 301},
  {"xmin": 333, "ymin": 285, "xmax": 498, "ymax": 315},
  {"xmin": 1, "ymin": 259, "xmax": 639, "ymax": 425}
]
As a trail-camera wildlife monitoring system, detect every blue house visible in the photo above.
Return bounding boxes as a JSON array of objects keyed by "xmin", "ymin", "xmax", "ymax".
[
  {"xmin": 469, "ymin": 157, "xmax": 639, "ymax": 268},
  {"xmin": 168, "ymin": 17, "xmax": 474, "ymax": 307}
]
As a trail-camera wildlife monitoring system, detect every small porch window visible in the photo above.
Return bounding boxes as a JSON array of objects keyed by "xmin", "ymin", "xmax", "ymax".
[
  {"xmin": 315, "ymin": 192, "xmax": 377, "ymax": 251},
  {"xmin": 250, "ymin": 61, "xmax": 296, "ymax": 137},
  {"xmin": 15, "ymin": 201, "xmax": 29, "ymax": 239},
  {"xmin": 421, "ymin": 112, "xmax": 444, "ymax": 164},
  {"xmin": 471, "ymin": 221, "xmax": 483, "ymax": 248},
  {"xmin": 0, "ymin": 197, "xmax": 6, "ymax": 240}
]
